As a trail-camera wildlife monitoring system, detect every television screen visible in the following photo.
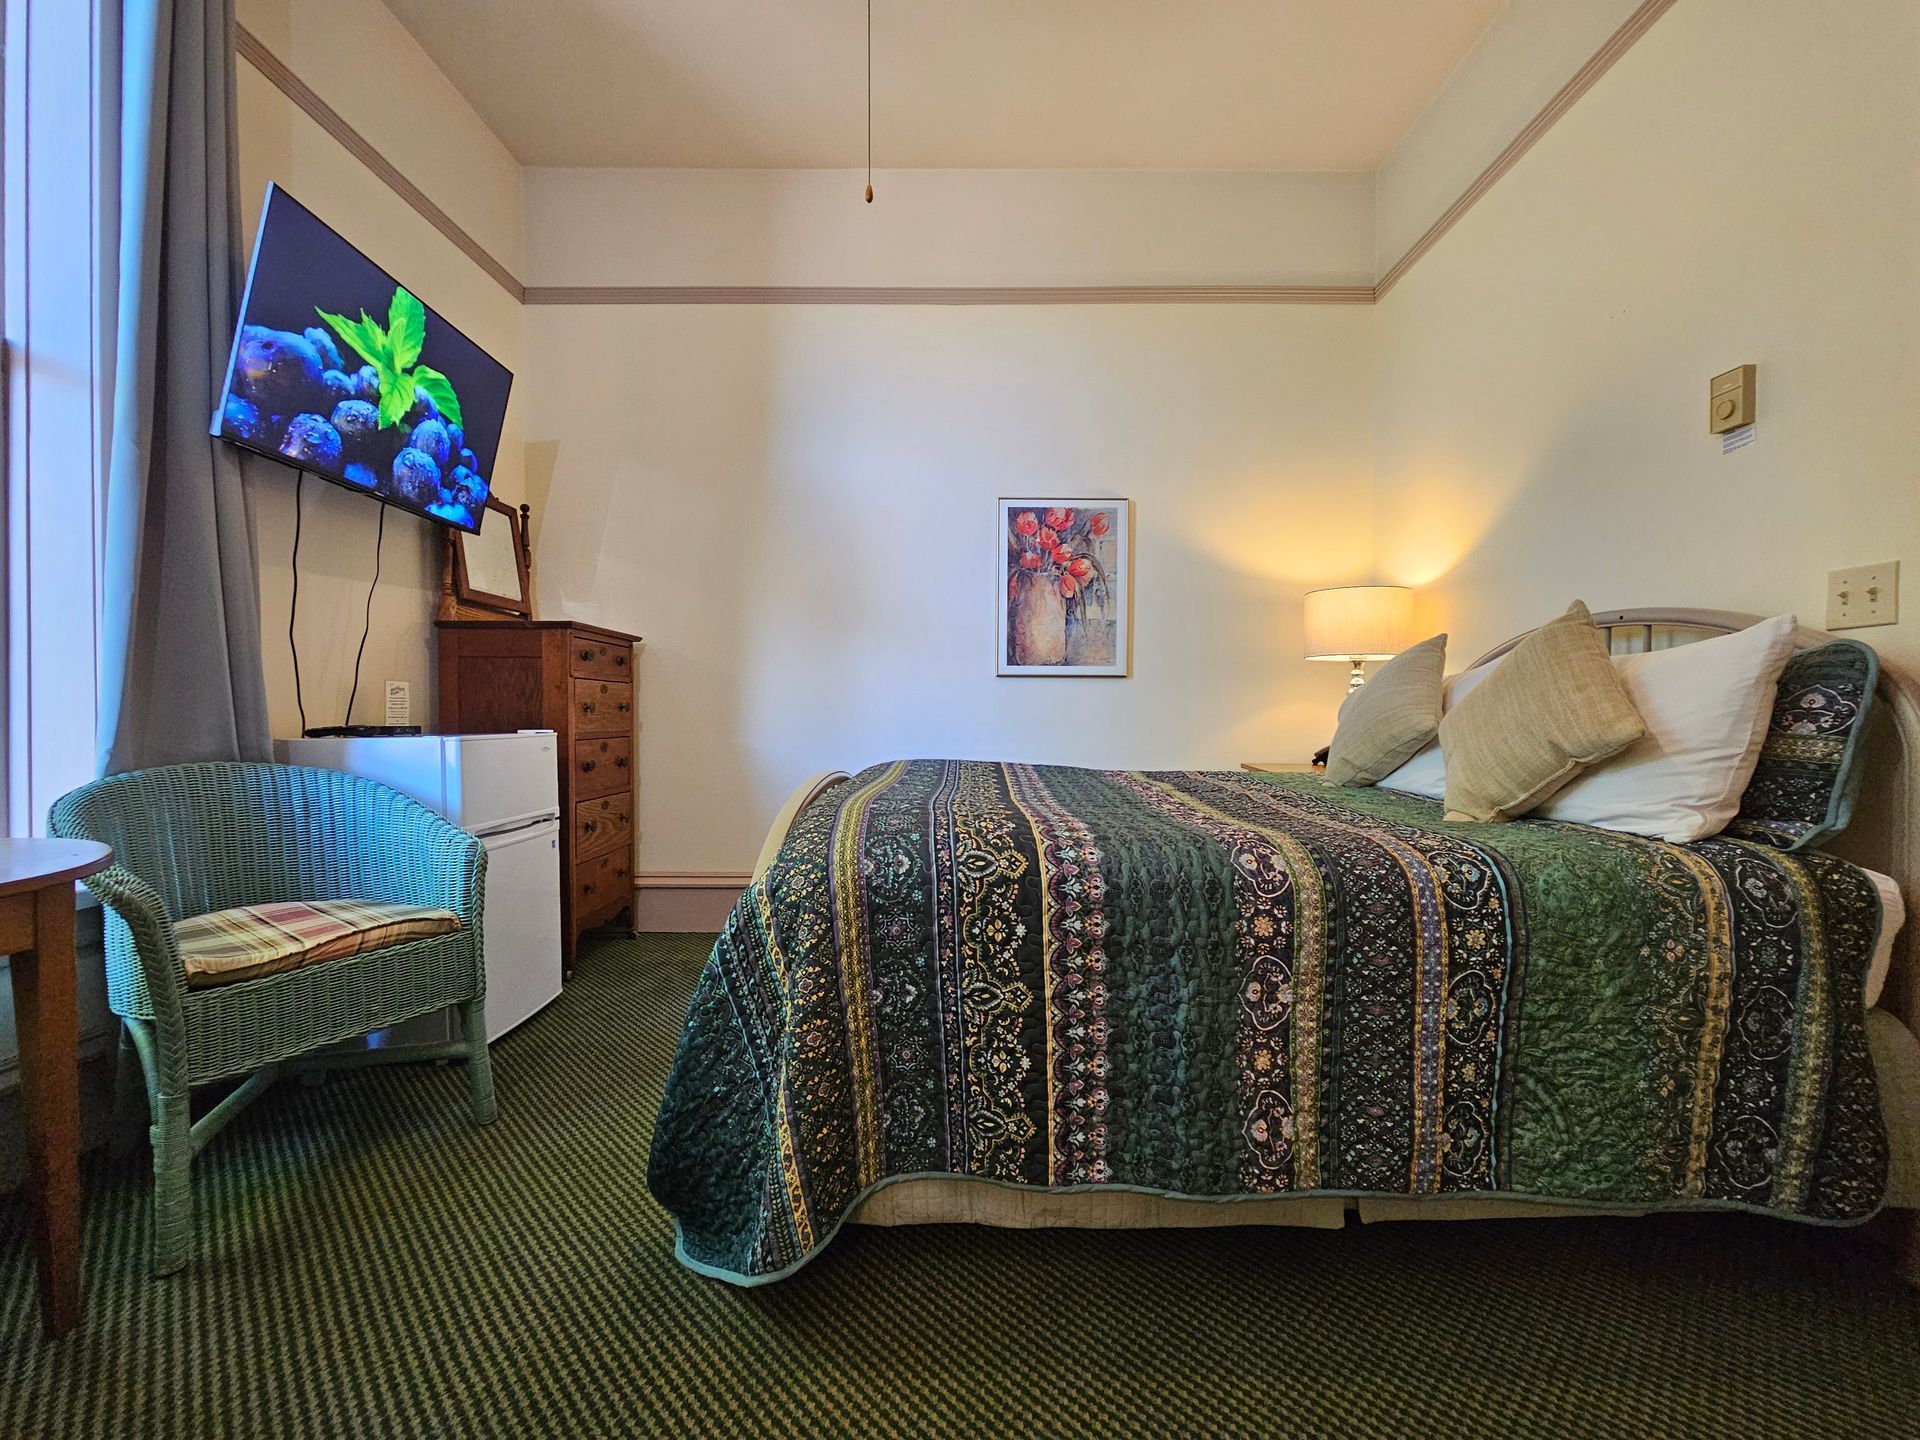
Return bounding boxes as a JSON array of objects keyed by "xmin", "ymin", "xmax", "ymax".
[{"xmin": 212, "ymin": 184, "xmax": 513, "ymax": 533}]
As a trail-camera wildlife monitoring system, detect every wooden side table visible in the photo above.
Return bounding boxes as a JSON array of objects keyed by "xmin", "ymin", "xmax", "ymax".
[
  {"xmin": 1, "ymin": 838, "xmax": 112, "ymax": 1339},
  {"xmin": 1241, "ymin": 762, "xmax": 1324, "ymax": 774}
]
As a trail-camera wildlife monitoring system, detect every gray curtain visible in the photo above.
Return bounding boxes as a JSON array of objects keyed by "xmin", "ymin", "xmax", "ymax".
[{"xmin": 98, "ymin": 0, "xmax": 271, "ymax": 775}]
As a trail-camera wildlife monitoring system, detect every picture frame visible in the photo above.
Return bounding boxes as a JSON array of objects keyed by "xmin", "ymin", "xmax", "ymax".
[
  {"xmin": 997, "ymin": 497, "xmax": 1132, "ymax": 677},
  {"xmin": 440, "ymin": 495, "xmax": 533, "ymax": 619}
]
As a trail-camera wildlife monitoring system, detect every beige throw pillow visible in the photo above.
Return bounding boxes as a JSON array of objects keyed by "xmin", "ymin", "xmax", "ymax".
[
  {"xmin": 1325, "ymin": 633, "xmax": 1448, "ymax": 786},
  {"xmin": 1440, "ymin": 601, "xmax": 1645, "ymax": 823}
]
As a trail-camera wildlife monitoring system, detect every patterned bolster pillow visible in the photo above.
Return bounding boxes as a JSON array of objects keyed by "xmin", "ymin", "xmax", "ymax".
[{"xmin": 1726, "ymin": 639, "xmax": 1879, "ymax": 852}]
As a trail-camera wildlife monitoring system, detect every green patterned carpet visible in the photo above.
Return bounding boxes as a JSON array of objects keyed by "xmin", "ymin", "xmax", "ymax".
[{"xmin": 3, "ymin": 932, "xmax": 1918, "ymax": 1438}]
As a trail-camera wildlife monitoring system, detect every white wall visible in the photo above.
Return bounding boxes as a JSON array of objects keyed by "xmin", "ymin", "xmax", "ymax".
[
  {"xmin": 236, "ymin": 0, "xmax": 527, "ymax": 738},
  {"xmin": 1371, "ymin": 0, "xmax": 1920, "ymax": 671},
  {"xmin": 530, "ymin": 301, "xmax": 1373, "ymax": 871},
  {"xmin": 524, "ymin": 169, "xmax": 1380, "ymax": 872},
  {"xmin": 1373, "ymin": 0, "xmax": 1645, "ymax": 274},
  {"xmin": 524, "ymin": 168, "xmax": 1376, "ymax": 288}
]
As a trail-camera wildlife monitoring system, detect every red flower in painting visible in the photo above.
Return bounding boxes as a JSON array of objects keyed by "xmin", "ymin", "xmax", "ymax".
[
  {"xmin": 1058, "ymin": 574, "xmax": 1079, "ymax": 599},
  {"xmin": 1045, "ymin": 507, "xmax": 1074, "ymax": 530},
  {"xmin": 1087, "ymin": 511, "xmax": 1110, "ymax": 537},
  {"xmin": 1018, "ymin": 550, "xmax": 1042, "ymax": 570},
  {"xmin": 1037, "ymin": 526, "xmax": 1059, "ymax": 549},
  {"xmin": 1013, "ymin": 511, "xmax": 1040, "ymax": 537},
  {"xmin": 1068, "ymin": 555, "xmax": 1094, "ymax": 579},
  {"xmin": 1052, "ymin": 544, "xmax": 1074, "ymax": 565}
]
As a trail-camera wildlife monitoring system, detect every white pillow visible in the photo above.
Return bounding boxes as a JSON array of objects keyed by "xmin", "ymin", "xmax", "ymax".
[
  {"xmin": 1531, "ymin": 614, "xmax": 1797, "ymax": 842},
  {"xmin": 1377, "ymin": 656, "xmax": 1504, "ymax": 798}
]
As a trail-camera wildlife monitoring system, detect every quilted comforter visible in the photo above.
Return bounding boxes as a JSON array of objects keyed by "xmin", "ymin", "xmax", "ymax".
[{"xmin": 649, "ymin": 763, "xmax": 1889, "ymax": 1284}]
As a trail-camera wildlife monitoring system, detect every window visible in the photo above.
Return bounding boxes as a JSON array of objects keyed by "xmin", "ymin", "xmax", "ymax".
[{"xmin": 3, "ymin": 0, "xmax": 114, "ymax": 833}]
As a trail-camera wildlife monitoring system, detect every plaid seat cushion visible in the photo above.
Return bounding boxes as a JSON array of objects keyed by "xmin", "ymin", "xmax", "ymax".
[{"xmin": 174, "ymin": 900, "xmax": 462, "ymax": 989}]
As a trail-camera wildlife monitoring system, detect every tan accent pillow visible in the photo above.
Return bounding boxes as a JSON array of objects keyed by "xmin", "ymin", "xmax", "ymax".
[
  {"xmin": 1325, "ymin": 633, "xmax": 1448, "ymax": 786},
  {"xmin": 1440, "ymin": 601, "xmax": 1645, "ymax": 823}
]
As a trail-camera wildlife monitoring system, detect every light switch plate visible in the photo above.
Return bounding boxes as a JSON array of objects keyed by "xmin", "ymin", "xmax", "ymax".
[{"xmin": 1827, "ymin": 561, "xmax": 1899, "ymax": 630}]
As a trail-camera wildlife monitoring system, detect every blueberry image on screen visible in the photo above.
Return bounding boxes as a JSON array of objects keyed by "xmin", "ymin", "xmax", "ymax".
[
  {"xmin": 222, "ymin": 394, "xmax": 263, "ymax": 444},
  {"xmin": 322, "ymin": 369, "xmax": 354, "ymax": 405},
  {"xmin": 448, "ymin": 464, "xmax": 478, "ymax": 505},
  {"xmin": 343, "ymin": 461, "xmax": 379, "ymax": 489},
  {"xmin": 330, "ymin": 399, "xmax": 380, "ymax": 455},
  {"xmin": 425, "ymin": 499, "xmax": 469, "ymax": 525},
  {"xmin": 280, "ymin": 413, "xmax": 343, "ymax": 469},
  {"xmin": 458, "ymin": 447, "xmax": 477, "ymax": 473},
  {"xmin": 447, "ymin": 424, "xmax": 464, "ymax": 454},
  {"xmin": 351, "ymin": 365, "xmax": 380, "ymax": 400},
  {"xmin": 303, "ymin": 326, "xmax": 344, "ymax": 373},
  {"xmin": 408, "ymin": 391, "xmax": 440, "ymax": 425},
  {"xmin": 391, "ymin": 447, "xmax": 441, "ymax": 506},
  {"xmin": 235, "ymin": 326, "xmax": 324, "ymax": 411},
  {"xmin": 409, "ymin": 418, "xmax": 451, "ymax": 466}
]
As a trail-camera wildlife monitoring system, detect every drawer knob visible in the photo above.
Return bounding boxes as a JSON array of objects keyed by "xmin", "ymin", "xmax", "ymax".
[
  {"xmin": 580, "ymin": 648, "xmax": 594, "ymax": 661},
  {"xmin": 615, "ymin": 756, "xmax": 628, "ymax": 769},
  {"xmin": 583, "ymin": 821, "xmax": 597, "ymax": 834},
  {"xmin": 582, "ymin": 882, "xmax": 595, "ymax": 896},
  {"xmin": 581, "ymin": 759, "xmax": 595, "ymax": 772},
  {"xmin": 581, "ymin": 702, "xmax": 595, "ymax": 714},
  {"xmin": 615, "ymin": 654, "xmax": 627, "ymax": 667},
  {"xmin": 617, "ymin": 701, "xmax": 630, "ymax": 713}
]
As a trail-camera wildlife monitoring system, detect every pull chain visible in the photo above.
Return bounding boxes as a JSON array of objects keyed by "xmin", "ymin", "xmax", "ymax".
[{"xmin": 865, "ymin": 0, "xmax": 874, "ymax": 202}]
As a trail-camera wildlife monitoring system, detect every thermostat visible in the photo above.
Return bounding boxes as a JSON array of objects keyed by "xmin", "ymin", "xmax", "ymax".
[{"xmin": 1709, "ymin": 364, "xmax": 1755, "ymax": 434}]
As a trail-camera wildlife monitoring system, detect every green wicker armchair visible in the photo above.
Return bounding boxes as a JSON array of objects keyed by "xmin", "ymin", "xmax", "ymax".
[{"xmin": 48, "ymin": 763, "xmax": 496, "ymax": 1275}]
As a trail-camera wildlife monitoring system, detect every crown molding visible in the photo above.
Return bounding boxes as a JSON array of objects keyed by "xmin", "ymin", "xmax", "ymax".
[
  {"xmin": 236, "ymin": 1, "xmax": 1678, "ymax": 308},
  {"xmin": 522, "ymin": 284, "xmax": 1375, "ymax": 306},
  {"xmin": 1373, "ymin": 0, "xmax": 1679, "ymax": 299}
]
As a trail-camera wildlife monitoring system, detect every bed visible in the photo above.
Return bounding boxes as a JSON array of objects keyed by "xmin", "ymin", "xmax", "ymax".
[{"xmin": 648, "ymin": 609, "xmax": 1920, "ymax": 1285}]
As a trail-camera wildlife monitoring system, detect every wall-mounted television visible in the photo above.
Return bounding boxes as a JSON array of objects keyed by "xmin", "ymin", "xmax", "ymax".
[{"xmin": 212, "ymin": 184, "xmax": 513, "ymax": 534}]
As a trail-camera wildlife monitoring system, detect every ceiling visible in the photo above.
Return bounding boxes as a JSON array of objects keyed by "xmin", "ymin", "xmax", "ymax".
[{"xmin": 381, "ymin": 1, "xmax": 1508, "ymax": 171}]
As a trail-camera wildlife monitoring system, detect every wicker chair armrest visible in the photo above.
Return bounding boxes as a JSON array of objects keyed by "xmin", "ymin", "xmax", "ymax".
[{"xmin": 80, "ymin": 862, "xmax": 188, "ymax": 1012}]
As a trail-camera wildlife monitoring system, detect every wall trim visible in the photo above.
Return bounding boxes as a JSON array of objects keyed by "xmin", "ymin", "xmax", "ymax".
[
  {"xmin": 234, "ymin": 26, "xmax": 526, "ymax": 302},
  {"xmin": 1373, "ymin": 0, "xmax": 1680, "ymax": 300},
  {"xmin": 236, "ymin": 5, "xmax": 1676, "ymax": 307},
  {"xmin": 524, "ymin": 284, "xmax": 1374, "ymax": 306},
  {"xmin": 636, "ymin": 871, "xmax": 754, "ymax": 889}
]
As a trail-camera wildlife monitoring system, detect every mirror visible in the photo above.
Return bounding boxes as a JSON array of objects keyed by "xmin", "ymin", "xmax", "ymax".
[{"xmin": 446, "ymin": 496, "xmax": 532, "ymax": 617}]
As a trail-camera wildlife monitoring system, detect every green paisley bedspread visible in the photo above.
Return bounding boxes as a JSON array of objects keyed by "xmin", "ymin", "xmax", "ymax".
[{"xmin": 649, "ymin": 763, "xmax": 1889, "ymax": 1284}]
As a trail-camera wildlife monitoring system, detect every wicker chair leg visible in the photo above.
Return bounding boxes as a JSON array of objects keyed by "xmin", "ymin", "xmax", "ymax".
[
  {"xmin": 462, "ymin": 999, "xmax": 497, "ymax": 1125},
  {"xmin": 110, "ymin": 1022, "xmax": 148, "ymax": 1158},
  {"xmin": 148, "ymin": 1087, "xmax": 194, "ymax": 1276}
]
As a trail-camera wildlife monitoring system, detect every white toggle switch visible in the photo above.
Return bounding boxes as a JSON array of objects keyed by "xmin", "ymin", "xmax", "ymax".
[{"xmin": 1827, "ymin": 562, "xmax": 1899, "ymax": 630}]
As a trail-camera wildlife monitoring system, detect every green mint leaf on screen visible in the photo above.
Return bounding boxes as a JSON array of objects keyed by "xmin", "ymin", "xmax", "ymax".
[
  {"xmin": 377, "ymin": 369, "xmax": 417, "ymax": 429},
  {"xmin": 388, "ymin": 287, "xmax": 426, "ymax": 371},
  {"xmin": 410, "ymin": 365, "xmax": 463, "ymax": 432}
]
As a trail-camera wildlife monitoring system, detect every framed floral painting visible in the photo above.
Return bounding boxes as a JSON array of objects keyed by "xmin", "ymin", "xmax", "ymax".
[{"xmin": 998, "ymin": 498, "xmax": 1131, "ymax": 677}]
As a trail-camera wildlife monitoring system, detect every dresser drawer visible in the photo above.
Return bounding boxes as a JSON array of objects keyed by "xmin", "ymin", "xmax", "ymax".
[
  {"xmin": 573, "ymin": 847, "xmax": 631, "ymax": 919},
  {"xmin": 569, "ymin": 631, "xmax": 633, "ymax": 682},
  {"xmin": 572, "ymin": 678, "xmax": 632, "ymax": 737},
  {"xmin": 574, "ymin": 793, "xmax": 632, "ymax": 862},
  {"xmin": 572, "ymin": 735, "xmax": 630, "ymax": 799}
]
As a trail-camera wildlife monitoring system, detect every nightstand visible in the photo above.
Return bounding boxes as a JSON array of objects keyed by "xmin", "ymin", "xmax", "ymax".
[{"xmin": 1241, "ymin": 762, "xmax": 1324, "ymax": 774}]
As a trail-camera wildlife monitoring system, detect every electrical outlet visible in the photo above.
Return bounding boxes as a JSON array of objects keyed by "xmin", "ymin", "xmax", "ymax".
[{"xmin": 1827, "ymin": 561, "xmax": 1899, "ymax": 630}]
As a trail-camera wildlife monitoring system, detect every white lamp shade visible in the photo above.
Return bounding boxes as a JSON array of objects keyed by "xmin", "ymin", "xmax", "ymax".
[{"xmin": 1303, "ymin": 586, "xmax": 1414, "ymax": 661}]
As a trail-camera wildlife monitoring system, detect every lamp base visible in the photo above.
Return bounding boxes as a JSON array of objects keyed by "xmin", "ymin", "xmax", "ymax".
[{"xmin": 1347, "ymin": 660, "xmax": 1367, "ymax": 691}]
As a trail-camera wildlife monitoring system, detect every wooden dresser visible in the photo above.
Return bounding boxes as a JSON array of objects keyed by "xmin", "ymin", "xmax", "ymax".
[{"xmin": 435, "ymin": 619, "xmax": 642, "ymax": 970}]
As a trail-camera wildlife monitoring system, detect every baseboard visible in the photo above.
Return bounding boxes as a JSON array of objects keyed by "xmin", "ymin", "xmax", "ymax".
[{"xmin": 632, "ymin": 872, "xmax": 750, "ymax": 933}]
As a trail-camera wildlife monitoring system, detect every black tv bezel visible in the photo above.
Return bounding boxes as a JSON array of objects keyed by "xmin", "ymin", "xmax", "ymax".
[{"xmin": 211, "ymin": 183, "xmax": 514, "ymax": 536}]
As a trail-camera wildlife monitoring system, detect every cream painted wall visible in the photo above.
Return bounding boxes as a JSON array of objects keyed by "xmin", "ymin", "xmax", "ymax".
[
  {"xmin": 1373, "ymin": 0, "xmax": 1644, "ymax": 274},
  {"xmin": 236, "ymin": 0, "xmax": 527, "ymax": 737},
  {"xmin": 524, "ymin": 168, "xmax": 1377, "ymax": 288},
  {"xmin": 1372, "ymin": 0, "xmax": 1920, "ymax": 672},
  {"xmin": 528, "ymin": 302, "xmax": 1372, "ymax": 872}
]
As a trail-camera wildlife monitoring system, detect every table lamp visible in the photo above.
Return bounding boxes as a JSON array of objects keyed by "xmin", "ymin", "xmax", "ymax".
[{"xmin": 1304, "ymin": 586, "xmax": 1413, "ymax": 691}]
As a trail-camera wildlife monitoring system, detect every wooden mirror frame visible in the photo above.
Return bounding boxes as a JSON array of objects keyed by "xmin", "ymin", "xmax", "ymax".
[{"xmin": 440, "ymin": 496, "xmax": 533, "ymax": 620}]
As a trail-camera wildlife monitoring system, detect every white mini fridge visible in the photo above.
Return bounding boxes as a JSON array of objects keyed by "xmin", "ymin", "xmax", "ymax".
[{"xmin": 276, "ymin": 731, "xmax": 565, "ymax": 1042}]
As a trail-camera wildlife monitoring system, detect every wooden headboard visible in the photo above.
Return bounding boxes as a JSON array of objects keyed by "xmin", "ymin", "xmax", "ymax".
[{"xmin": 1471, "ymin": 607, "xmax": 1920, "ymax": 1031}]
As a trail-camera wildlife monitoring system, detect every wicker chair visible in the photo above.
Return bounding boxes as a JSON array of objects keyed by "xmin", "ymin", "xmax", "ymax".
[{"xmin": 48, "ymin": 763, "xmax": 497, "ymax": 1275}]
